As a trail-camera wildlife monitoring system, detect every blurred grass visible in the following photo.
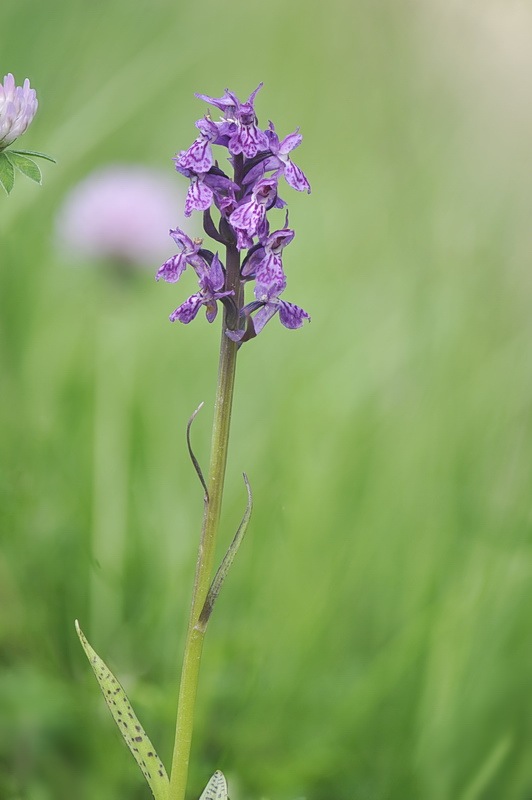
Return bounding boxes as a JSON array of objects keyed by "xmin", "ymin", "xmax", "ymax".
[{"xmin": 2, "ymin": 0, "xmax": 532, "ymax": 798}]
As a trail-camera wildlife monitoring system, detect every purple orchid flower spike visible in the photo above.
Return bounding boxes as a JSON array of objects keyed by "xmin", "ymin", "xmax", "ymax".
[
  {"xmin": 156, "ymin": 227, "xmax": 206, "ymax": 283},
  {"xmin": 170, "ymin": 253, "xmax": 234, "ymax": 324},
  {"xmin": 157, "ymin": 83, "xmax": 310, "ymax": 343}
]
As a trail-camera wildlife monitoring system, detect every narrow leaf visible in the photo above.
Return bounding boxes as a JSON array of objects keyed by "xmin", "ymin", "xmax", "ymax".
[
  {"xmin": 75, "ymin": 620, "xmax": 169, "ymax": 800},
  {"xmin": 0, "ymin": 152, "xmax": 15, "ymax": 194},
  {"xmin": 187, "ymin": 401, "xmax": 209, "ymax": 499},
  {"xmin": 199, "ymin": 474, "xmax": 253, "ymax": 628},
  {"xmin": 5, "ymin": 152, "xmax": 42, "ymax": 184},
  {"xmin": 199, "ymin": 771, "xmax": 228, "ymax": 800},
  {"xmin": 9, "ymin": 148, "xmax": 57, "ymax": 163}
]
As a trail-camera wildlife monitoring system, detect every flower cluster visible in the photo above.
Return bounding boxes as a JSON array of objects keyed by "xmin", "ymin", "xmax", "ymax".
[
  {"xmin": 156, "ymin": 84, "xmax": 310, "ymax": 341},
  {"xmin": 0, "ymin": 73, "xmax": 38, "ymax": 150}
]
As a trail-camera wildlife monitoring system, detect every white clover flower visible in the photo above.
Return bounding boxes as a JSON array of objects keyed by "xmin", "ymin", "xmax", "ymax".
[{"xmin": 0, "ymin": 73, "xmax": 38, "ymax": 150}]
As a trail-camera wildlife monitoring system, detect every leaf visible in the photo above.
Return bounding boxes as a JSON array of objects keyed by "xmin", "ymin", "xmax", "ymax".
[
  {"xmin": 198, "ymin": 474, "xmax": 253, "ymax": 628},
  {"xmin": 187, "ymin": 401, "xmax": 209, "ymax": 499},
  {"xmin": 75, "ymin": 620, "xmax": 169, "ymax": 800},
  {"xmin": 5, "ymin": 152, "xmax": 42, "ymax": 184},
  {"xmin": 0, "ymin": 152, "xmax": 15, "ymax": 194},
  {"xmin": 9, "ymin": 148, "xmax": 57, "ymax": 163},
  {"xmin": 199, "ymin": 771, "xmax": 228, "ymax": 800}
]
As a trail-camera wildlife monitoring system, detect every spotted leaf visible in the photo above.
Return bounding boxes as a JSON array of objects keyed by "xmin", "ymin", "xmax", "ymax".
[
  {"xmin": 75, "ymin": 620, "xmax": 169, "ymax": 800},
  {"xmin": 199, "ymin": 770, "xmax": 228, "ymax": 800}
]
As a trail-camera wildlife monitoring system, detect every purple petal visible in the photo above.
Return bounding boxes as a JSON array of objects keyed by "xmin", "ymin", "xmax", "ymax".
[
  {"xmin": 253, "ymin": 177, "xmax": 278, "ymax": 205},
  {"xmin": 245, "ymin": 82, "xmax": 264, "ymax": 108},
  {"xmin": 265, "ymin": 121, "xmax": 280, "ymax": 153},
  {"xmin": 252, "ymin": 302, "xmax": 279, "ymax": 336},
  {"xmin": 174, "ymin": 155, "xmax": 193, "ymax": 179},
  {"xmin": 203, "ymin": 173, "xmax": 239, "ymax": 194},
  {"xmin": 204, "ymin": 299, "xmax": 219, "ymax": 323},
  {"xmin": 185, "ymin": 179, "xmax": 213, "ymax": 217},
  {"xmin": 229, "ymin": 199, "xmax": 264, "ymax": 236},
  {"xmin": 256, "ymin": 216, "xmax": 270, "ymax": 243},
  {"xmin": 255, "ymin": 252, "xmax": 286, "ymax": 295},
  {"xmin": 278, "ymin": 130, "xmax": 302, "ymax": 156},
  {"xmin": 195, "ymin": 88, "xmax": 238, "ymax": 113},
  {"xmin": 169, "ymin": 293, "xmax": 204, "ymax": 323},
  {"xmin": 283, "ymin": 159, "xmax": 311, "ymax": 193},
  {"xmin": 156, "ymin": 253, "xmax": 186, "ymax": 283},
  {"xmin": 236, "ymin": 229, "xmax": 254, "ymax": 250},
  {"xmin": 195, "ymin": 116, "xmax": 219, "ymax": 140},
  {"xmin": 243, "ymin": 155, "xmax": 279, "ymax": 187},
  {"xmin": 203, "ymin": 173, "xmax": 239, "ymax": 211},
  {"xmin": 266, "ymin": 228, "xmax": 295, "ymax": 254},
  {"xmin": 241, "ymin": 245, "xmax": 265, "ymax": 278},
  {"xmin": 278, "ymin": 300, "xmax": 310, "ymax": 329},
  {"xmin": 228, "ymin": 125, "xmax": 269, "ymax": 158},
  {"xmin": 169, "ymin": 227, "xmax": 194, "ymax": 251},
  {"xmin": 178, "ymin": 137, "xmax": 213, "ymax": 173},
  {"xmin": 208, "ymin": 252, "xmax": 225, "ymax": 291}
]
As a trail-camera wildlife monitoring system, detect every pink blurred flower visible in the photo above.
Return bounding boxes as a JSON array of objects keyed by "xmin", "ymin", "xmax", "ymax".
[
  {"xmin": 56, "ymin": 165, "xmax": 188, "ymax": 268},
  {"xmin": 0, "ymin": 73, "xmax": 38, "ymax": 150}
]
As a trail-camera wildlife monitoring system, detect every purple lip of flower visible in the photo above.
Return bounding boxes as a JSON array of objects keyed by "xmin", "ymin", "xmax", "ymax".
[
  {"xmin": 228, "ymin": 177, "xmax": 279, "ymax": 246},
  {"xmin": 0, "ymin": 73, "xmax": 38, "ymax": 150},
  {"xmin": 241, "ymin": 227, "xmax": 295, "ymax": 285},
  {"xmin": 169, "ymin": 253, "xmax": 234, "ymax": 324},
  {"xmin": 175, "ymin": 117, "xmax": 220, "ymax": 174}
]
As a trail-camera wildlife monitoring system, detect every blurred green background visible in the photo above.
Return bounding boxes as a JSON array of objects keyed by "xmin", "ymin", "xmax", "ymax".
[{"xmin": 2, "ymin": 0, "xmax": 532, "ymax": 798}]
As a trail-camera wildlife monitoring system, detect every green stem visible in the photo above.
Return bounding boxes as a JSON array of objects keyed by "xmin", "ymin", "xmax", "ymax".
[{"xmin": 168, "ymin": 236, "xmax": 242, "ymax": 800}]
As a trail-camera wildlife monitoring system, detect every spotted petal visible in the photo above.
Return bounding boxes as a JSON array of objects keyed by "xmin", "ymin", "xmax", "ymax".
[
  {"xmin": 170, "ymin": 293, "xmax": 204, "ymax": 323},
  {"xmin": 185, "ymin": 178, "xmax": 213, "ymax": 216},
  {"xmin": 279, "ymin": 299, "xmax": 310, "ymax": 329}
]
